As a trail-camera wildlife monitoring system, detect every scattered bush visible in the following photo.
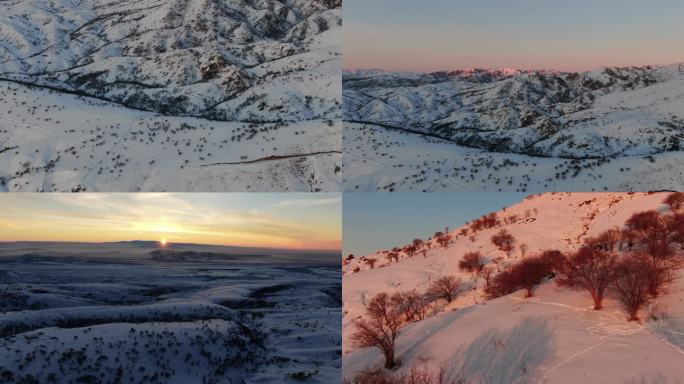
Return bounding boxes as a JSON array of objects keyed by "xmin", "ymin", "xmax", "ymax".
[
  {"xmin": 426, "ymin": 276, "xmax": 463, "ymax": 303},
  {"xmin": 491, "ymin": 229, "xmax": 516, "ymax": 258},
  {"xmin": 486, "ymin": 255, "xmax": 551, "ymax": 298},
  {"xmin": 433, "ymin": 232, "xmax": 451, "ymax": 249},
  {"xmin": 458, "ymin": 252, "xmax": 485, "ymax": 275},
  {"xmin": 345, "ymin": 362, "xmax": 466, "ymax": 384}
]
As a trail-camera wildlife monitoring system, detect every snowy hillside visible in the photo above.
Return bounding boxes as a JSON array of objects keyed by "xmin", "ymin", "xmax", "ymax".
[
  {"xmin": 343, "ymin": 66, "xmax": 684, "ymax": 192},
  {"xmin": 0, "ymin": 0, "xmax": 341, "ymax": 191},
  {"xmin": 343, "ymin": 192, "xmax": 684, "ymax": 383}
]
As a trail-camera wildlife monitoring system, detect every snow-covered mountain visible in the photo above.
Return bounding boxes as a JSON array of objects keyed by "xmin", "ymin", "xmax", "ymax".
[
  {"xmin": 0, "ymin": 0, "xmax": 341, "ymax": 191},
  {"xmin": 343, "ymin": 192, "xmax": 684, "ymax": 383},
  {"xmin": 343, "ymin": 65, "xmax": 684, "ymax": 192}
]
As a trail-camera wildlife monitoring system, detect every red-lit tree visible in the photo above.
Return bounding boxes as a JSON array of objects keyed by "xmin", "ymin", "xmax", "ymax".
[
  {"xmin": 491, "ymin": 229, "xmax": 516, "ymax": 258},
  {"xmin": 426, "ymin": 276, "xmax": 462, "ymax": 303},
  {"xmin": 351, "ymin": 293, "xmax": 403, "ymax": 369},
  {"xmin": 556, "ymin": 246, "xmax": 617, "ymax": 310},
  {"xmin": 610, "ymin": 257, "xmax": 652, "ymax": 322}
]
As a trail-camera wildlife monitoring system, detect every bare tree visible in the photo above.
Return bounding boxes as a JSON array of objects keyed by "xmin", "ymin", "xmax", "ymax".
[
  {"xmin": 485, "ymin": 267, "xmax": 519, "ymax": 299},
  {"xmin": 478, "ymin": 266, "xmax": 495, "ymax": 290},
  {"xmin": 433, "ymin": 231, "xmax": 451, "ymax": 249},
  {"xmin": 556, "ymin": 246, "xmax": 617, "ymax": 310},
  {"xmin": 664, "ymin": 192, "xmax": 684, "ymax": 211},
  {"xmin": 621, "ymin": 228, "xmax": 636, "ymax": 251},
  {"xmin": 670, "ymin": 212, "xmax": 684, "ymax": 250},
  {"xmin": 351, "ymin": 293, "xmax": 403, "ymax": 369},
  {"xmin": 485, "ymin": 255, "xmax": 550, "ymax": 298},
  {"xmin": 589, "ymin": 228, "xmax": 622, "ymax": 252},
  {"xmin": 392, "ymin": 290, "xmax": 429, "ymax": 322},
  {"xmin": 458, "ymin": 251, "xmax": 485, "ymax": 277},
  {"xmin": 403, "ymin": 245, "xmax": 417, "ymax": 258},
  {"xmin": 537, "ymin": 249, "xmax": 565, "ymax": 274},
  {"xmin": 610, "ymin": 257, "xmax": 652, "ymax": 322},
  {"xmin": 343, "ymin": 254, "xmax": 355, "ymax": 266},
  {"xmin": 426, "ymin": 276, "xmax": 462, "ymax": 303},
  {"xmin": 364, "ymin": 258, "xmax": 377, "ymax": 269},
  {"xmin": 514, "ymin": 256, "xmax": 551, "ymax": 297},
  {"xmin": 630, "ymin": 251, "xmax": 681, "ymax": 298},
  {"xmin": 493, "ymin": 256, "xmax": 504, "ymax": 272},
  {"xmin": 348, "ymin": 361, "xmax": 465, "ymax": 384},
  {"xmin": 491, "ymin": 229, "xmax": 516, "ymax": 258},
  {"xmin": 625, "ymin": 210, "xmax": 674, "ymax": 257},
  {"xmin": 385, "ymin": 252, "xmax": 399, "ymax": 265}
]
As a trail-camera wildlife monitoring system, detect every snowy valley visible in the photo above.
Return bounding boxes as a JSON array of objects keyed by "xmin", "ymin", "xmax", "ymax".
[{"xmin": 0, "ymin": 242, "xmax": 341, "ymax": 383}]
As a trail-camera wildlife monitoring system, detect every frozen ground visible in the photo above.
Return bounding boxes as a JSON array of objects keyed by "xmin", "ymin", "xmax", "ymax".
[
  {"xmin": 343, "ymin": 66, "xmax": 684, "ymax": 192},
  {"xmin": 0, "ymin": 0, "xmax": 342, "ymax": 192},
  {"xmin": 0, "ymin": 243, "xmax": 341, "ymax": 383},
  {"xmin": 343, "ymin": 193, "xmax": 684, "ymax": 383}
]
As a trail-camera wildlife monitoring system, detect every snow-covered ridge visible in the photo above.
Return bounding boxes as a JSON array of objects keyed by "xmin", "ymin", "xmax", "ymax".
[
  {"xmin": 0, "ymin": 0, "xmax": 342, "ymax": 121},
  {"xmin": 343, "ymin": 192, "xmax": 664, "ymax": 275},
  {"xmin": 344, "ymin": 64, "xmax": 684, "ymax": 158},
  {"xmin": 1, "ymin": 260, "xmax": 341, "ymax": 383}
]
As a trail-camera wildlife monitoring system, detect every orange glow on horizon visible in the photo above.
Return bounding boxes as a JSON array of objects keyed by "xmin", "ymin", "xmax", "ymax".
[{"xmin": 0, "ymin": 194, "xmax": 342, "ymax": 252}]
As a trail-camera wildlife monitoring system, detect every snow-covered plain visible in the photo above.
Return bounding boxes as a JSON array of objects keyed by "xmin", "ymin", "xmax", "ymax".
[
  {"xmin": 343, "ymin": 66, "xmax": 684, "ymax": 192},
  {"xmin": 343, "ymin": 193, "xmax": 684, "ymax": 383},
  {"xmin": 0, "ymin": 0, "xmax": 342, "ymax": 191},
  {"xmin": 0, "ymin": 242, "xmax": 341, "ymax": 383}
]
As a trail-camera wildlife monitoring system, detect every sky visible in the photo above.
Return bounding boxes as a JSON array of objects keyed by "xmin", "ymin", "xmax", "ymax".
[
  {"xmin": 343, "ymin": 193, "xmax": 526, "ymax": 256},
  {"xmin": 344, "ymin": 0, "xmax": 684, "ymax": 72},
  {"xmin": 0, "ymin": 194, "xmax": 341, "ymax": 251}
]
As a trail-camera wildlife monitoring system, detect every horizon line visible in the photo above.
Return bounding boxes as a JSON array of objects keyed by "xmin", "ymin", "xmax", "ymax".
[
  {"xmin": 0, "ymin": 240, "xmax": 342, "ymax": 253},
  {"xmin": 342, "ymin": 61, "xmax": 684, "ymax": 75}
]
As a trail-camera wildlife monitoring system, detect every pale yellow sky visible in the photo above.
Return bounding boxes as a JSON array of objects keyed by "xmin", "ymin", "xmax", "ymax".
[{"xmin": 0, "ymin": 194, "xmax": 341, "ymax": 250}]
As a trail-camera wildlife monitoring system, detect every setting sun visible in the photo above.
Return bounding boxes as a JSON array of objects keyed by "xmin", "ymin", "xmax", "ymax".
[{"xmin": 0, "ymin": 194, "xmax": 341, "ymax": 250}]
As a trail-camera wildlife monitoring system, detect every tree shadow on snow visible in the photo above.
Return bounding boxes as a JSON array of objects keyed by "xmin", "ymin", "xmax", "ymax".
[
  {"xmin": 623, "ymin": 373, "xmax": 683, "ymax": 384},
  {"xmin": 447, "ymin": 317, "xmax": 554, "ymax": 384},
  {"xmin": 649, "ymin": 317, "xmax": 684, "ymax": 351}
]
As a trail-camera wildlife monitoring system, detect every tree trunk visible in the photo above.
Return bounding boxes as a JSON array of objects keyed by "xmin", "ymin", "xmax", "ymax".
[
  {"xmin": 591, "ymin": 291, "xmax": 603, "ymax": 310},
  {"xmin": 384, "ymin": 349, "xmax": 395, "ymax": 369},
  {"xmin": 628, "ymin": 310, "xmax": 639, "ymax": 322}
]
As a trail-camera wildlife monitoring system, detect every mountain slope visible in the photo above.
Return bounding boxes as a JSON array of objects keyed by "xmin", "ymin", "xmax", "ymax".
[
  {"xmin": 0, "ymin": 0, "xmax": 341, "ymax": 191},
  {"xmin": 1, "ymin": 0, "xmax": 341, "ymax": 120},
  {"xmin": 343, "ymin": 65, "xmax": 684, "ymax": 192},
  {"xmin": 342, "ymin": 192, "xmax": 684, "ymax": 383}
]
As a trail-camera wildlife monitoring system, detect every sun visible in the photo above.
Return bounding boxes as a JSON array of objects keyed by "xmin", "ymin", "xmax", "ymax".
[{"xmin": 160, "ymin": 238, "xmax": 168, "ymax": 247}]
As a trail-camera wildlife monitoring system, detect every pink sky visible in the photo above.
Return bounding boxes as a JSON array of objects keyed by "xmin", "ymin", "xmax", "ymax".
[{"xmin": 343, "ymin": 0, "xmax": 684, "ymax": 73}]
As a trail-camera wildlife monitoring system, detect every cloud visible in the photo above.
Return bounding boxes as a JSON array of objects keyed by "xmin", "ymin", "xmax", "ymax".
[
  {"xmin": 270, "ymin": 195, "xmax": 342, "ymax": 209},
  {"xmin": 0, "ymin": 194, "xmax": 341, "ymax": 250}
]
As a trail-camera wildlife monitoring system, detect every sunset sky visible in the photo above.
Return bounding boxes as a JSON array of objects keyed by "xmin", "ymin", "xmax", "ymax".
[
  {"xmin": 344, "ymin": 0, "xmax": 684, "ymax": 72},
  {"xmin": 0, "ymin": 194, "xmax": 341, "ymax": 250},
  {"xmin": 343, "ymin": 193, "xmax": 526, "ymax": 256}
]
